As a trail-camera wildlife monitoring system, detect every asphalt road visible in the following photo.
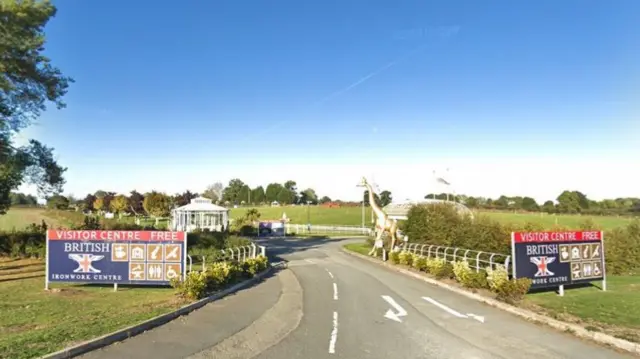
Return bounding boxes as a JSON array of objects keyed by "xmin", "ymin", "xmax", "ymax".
[{"xmin": 80, "ymin": 237, "xmax": 635, "ymax": 359}]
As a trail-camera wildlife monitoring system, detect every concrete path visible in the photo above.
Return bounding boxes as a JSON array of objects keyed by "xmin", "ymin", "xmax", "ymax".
[{"xmin": 81, "ymin": 237, "xmax": 636, "ymax": 359}]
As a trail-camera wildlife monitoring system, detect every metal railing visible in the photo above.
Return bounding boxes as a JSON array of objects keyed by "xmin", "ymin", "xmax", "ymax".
[
  {"xmin": 402, "ymin": 242, "xmax": 510, "ymax": 273},
  {"xmin": 186, "ymin": 244, "xmax": 266, "ymax": 272},
  {"xmin": 285, "ymin": 223, "xmax": 372, "ymax": 236}
]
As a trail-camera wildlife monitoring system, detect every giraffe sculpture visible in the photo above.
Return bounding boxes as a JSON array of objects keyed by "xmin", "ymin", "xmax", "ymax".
[{"xmin": 359, "ymin": 177, "xmax": 399, "ymax": 256}]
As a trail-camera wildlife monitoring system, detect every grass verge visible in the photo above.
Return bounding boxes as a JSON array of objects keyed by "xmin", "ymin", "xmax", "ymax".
[
  {"xmin": 0, "ymin": 258, "xmax": 185, "ymax": 359},
  {"xmin": 343, "ymin": 242, "xmax": 640, "ymax": 344}
]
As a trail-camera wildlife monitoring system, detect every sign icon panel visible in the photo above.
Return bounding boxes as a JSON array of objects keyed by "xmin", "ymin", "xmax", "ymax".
[
  {"xmin": 582, "ymin": 262, "xmax": 593, "ymax": 278},
  {"xmin": 581, "ymin": 244, "xmax": 591, "ymax": 260},
  {"xmin": 129, "ymin": 262, "xmax": 146, "ymax": 280},
  {"xmin": 570, "ymin": 245, "xmax": 581, "ymax": 260},
  {"xmin": 559, "ymin": 245, "xmax": 570, "ymax": 262},
  {"xmin": 112, "ymin": 243, "xmax": 129, "ymax": 262},
  {"xmin": 164, "ymin": 244, "xmax": 182, "ymax": 262},
  {"xmin": 147, "ymin": 244, "xmax": 164, "ymax": 262},
  {"xmin": 164, "ymin": 263, "xmax": 181, "ymax": 281},
  {"xmin": 593, "ymin": 261, "xmax": 602, "ymax": 277},
  {"xmin": 130, "ymin": 244, "xmax": 146, "ymax": 261},
  {"xmin": 591, "ymin": 244, "xmax": 601, "ymax": 259},
  {"xmin": 571, "ymin": 262, "xmax": 582, "ymax": 279},
  {"xmin": 147, "ymin": 263, "xmax": 163, "ymax": 281}
]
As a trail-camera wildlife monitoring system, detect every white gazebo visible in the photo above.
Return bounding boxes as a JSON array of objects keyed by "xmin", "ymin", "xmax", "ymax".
[{"xmin": 171, "ymin": 197, "xmax": 230, "ymax": 232}]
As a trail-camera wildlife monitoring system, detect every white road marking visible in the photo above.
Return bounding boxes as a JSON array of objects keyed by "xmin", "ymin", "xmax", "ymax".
[
  {"xmin": 329, "ymin": 311, "xmax": 338, "ymax": 354},
  {"xmin": 305, "ymin": 259, "xmax": 315, "ymax": 264},
  {"xmin": 466, "ymin": 313, "xmax": 485, "ymax": 323},
  {"xmin": 325, "ymin": 268, "xmax": 334, "ymax": 278},
  {"xmin": 381, "ymin": 295, "xmax": 408, "ymax": 322},
  {"xmin": 422, "ymin": 297, "xmax": 467, "ymax": 318},
  {"xmin": 333, "ymin": 282, "xmax": 338, "ymax": 300}
]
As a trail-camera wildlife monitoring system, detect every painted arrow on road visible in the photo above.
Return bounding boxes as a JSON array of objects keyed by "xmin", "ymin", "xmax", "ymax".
[
  {"xmin": 381, "ymin": 295, "xmax": 407, "ymax": 323},
  {"xmin": 422, "ymin": 297, "xmax": 486, "ymax": 323}
]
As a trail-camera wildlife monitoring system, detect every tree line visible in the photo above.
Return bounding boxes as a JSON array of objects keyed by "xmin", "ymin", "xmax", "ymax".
[{"xmin": 426, "ymin": 190, "xmax": 640, "ymax": 216}]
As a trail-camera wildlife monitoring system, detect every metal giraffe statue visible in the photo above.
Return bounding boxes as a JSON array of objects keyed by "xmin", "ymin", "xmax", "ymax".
[{"xmin": 359, "ymin": 177, "xmax": 399, "ymax": 257}]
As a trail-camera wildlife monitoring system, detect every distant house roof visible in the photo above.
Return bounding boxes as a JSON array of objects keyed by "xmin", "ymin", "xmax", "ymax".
[
  {"xmin": 383, "ymin": 199, "xmax": 474, "ymax": 219},
  {"xmin": 173, "ymin": 197, "xmax": 229, "ymax": 212}
]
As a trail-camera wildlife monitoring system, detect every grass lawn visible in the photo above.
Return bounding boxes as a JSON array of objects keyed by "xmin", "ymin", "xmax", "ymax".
[
  {"xmin": 526, "ymin": 276, "xmax": 640, "ymax": 342},
  {"xmin": 0, "ymin": 208, "xmax": 62, "ymax": 232},
  {"xmin": 343, "ymin": 242, "xmax": 371, "ymax": 256},
  {"xmin": 231, "ymin": 205, "xmax": 635, "ymax": 230},
  {"xmin": 0, "ymin": 258, "xmax": 184, "ymax": 359}
]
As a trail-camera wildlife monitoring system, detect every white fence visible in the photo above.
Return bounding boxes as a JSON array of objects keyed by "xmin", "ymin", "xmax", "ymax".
[
  {"xmin": 186, "ymin": 244, "xmax": 266, "ymax": 272},
  {"xmin": 402, "ymin": 242, "xmax": 511, "ymax": 273},
  {"xmin": 285, "ymin": 223, "xmax": 372, "ymax": 236}
]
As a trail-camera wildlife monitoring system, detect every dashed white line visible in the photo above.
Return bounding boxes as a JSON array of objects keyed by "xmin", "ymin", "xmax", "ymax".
[
  {"xmin": 328, "ymin": 311, "xmax": 338, "ymax": 354},
  {"xmin": 422, "ymin": 296, "xmax": 467, "ymax": 318},
  {"xmin": 325, "ymin": 268, "xmax": 334, "ymax": 278},
  {"xmin": 333, "ymin": 282, "xmax": 338, "ymax": 300}
]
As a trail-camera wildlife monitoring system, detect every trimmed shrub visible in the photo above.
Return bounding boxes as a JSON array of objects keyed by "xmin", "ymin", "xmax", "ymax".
[
  {"xmin": 425, "ymin": 257, "xmax": 446, "ymax": 274},
  {"xmin": 495, "ymin": 278, "xmax": 532, "ymax": 304},
  {"xmin": 413, "ymin": 256, "xmax": 428, "ymax": 271},
  {"xmin": 434, "ymin": 261, "xmax": 454, "ymax": 279},
  {"xmin": 486, "ymin": 265, "xmax": 509, "ymax": 292},
  {"xmin": 170, "ymin": 271, "xmax": 208, "ymax": 300},
  {"xmin": 389, "ymin": 251, "xmax": 401, "ymax": 264},
  {"xmin": 399, "ymin": 251, "xmax": 414, "ymax": 266}
]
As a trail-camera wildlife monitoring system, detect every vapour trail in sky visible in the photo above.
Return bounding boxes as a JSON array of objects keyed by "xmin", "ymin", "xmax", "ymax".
[{"xmin": 242, "ymin": 42, "xmax": 431, "ymax": 142}]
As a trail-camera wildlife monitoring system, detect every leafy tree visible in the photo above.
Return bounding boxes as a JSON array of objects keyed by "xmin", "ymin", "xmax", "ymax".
[
  {"xmin": 0, "ymin": 0, "xmax": 72, "ymax": 215},
  {"xmin": 299, "ymin": 188, "xmax": 318, "ymax": 204},
  {"xmin": 173, "ymin": 190, "xmax": 197, "ymax": 207},
  {"xmin": 110, "ymin": 194, "xmax": 129, "ymax": 218},
  {"xmin": 557, "ymin": 190, "xmax": 581, "ymax": 213},
  {"xmin": 251, "ymin": 186, "xmax": 265, "ymax": 204},
  {"xmin": 319, "ymin": 196, "xmax": 332, "ymax": 204},
  {"xmin": 238, "ymin": 185, "xmax": 250, "ymax": 204},
  {"xmin": 283, "ymin": 180, "xmax": 298, "ymax": 203},
  {"xmin": 9, "ymin": 192, "xmax": 37, "ymax": 205},
  {"xmin": 222, "ymin": 178, "xmax": 246, "ymax": 204},
  {"xmin": 202, "ymin": 182, "xmax": 224, "ymax": 203},
  {"xmin": 276, "ymin": 188, "xmax": 293, "ymax": 204},
  {"xmin": 102, "ymin": 192, "xmax": 115, "ymax": 210},
  {"xmin": 82, "ymin": 193, "xmax": 96, "ymax": 211},
  {"xmin": 46, "ymin": 194, "xmax": 68, "ymax": 210},
  {"xmin": 265, "ymin": 183, "xmax": 284, "ymax": 202},
  {"xmin": 521, "ymin": 197, "xmax": 539, "ymax": 211},
  {"xmin": 379, "ymin": 190, "xmax": 392, "ymax": 207},
  {"xmin": 93, "ymin": 197, "xmax": 104, "ymax": 213},
  {"xmin": 128, "ymin": 190, "xmax": 145, "ymax": 214},
  {"xmin": 363, "ymin": 190, "xmax": 381, "ymax": 207},
  {"xmin": 542, "ymin": 200, "xmax": 556, "ymax": 213},
  {"xmin": 94, "ymin": 190, "xmax": 107, "ymax": 198},
  {"xmin": 143, "ymin": 191, "xmax": 171, "ymax": 225}
]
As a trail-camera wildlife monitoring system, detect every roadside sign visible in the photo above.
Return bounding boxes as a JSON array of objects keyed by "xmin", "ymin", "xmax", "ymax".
[
  {"xmin": 511, "ymin": 230, "xmax": 606, "ymax": 292},
  {"xmin": 258, "ymin": 221, "xmax": 285, "ymax": 237},
  {"xmin": 45, "ymin": 230, "xmax": 187, "ymax": 288}
]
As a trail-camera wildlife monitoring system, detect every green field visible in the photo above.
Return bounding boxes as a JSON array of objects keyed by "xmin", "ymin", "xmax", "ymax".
[
  {"xmin": 0, "ymin": 206, "xmax": 635, "ymax": 233},
  {"xmin": 0, "ymin": 208, "xmax": 63, "ymax": 231},
  {"xmin": 0, "ymin": 258, "xmax": 182, "ymax": 359},
  {"xmin": 230, "ymin": 205, "xmax": 634, "ymax": 230}
]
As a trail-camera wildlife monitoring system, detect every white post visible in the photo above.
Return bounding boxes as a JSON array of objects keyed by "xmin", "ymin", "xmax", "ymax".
[
  {"xmin": 114, "ymin": 283, "xmax": 118, "ymax": 292},
  {"xmin": 601, "ymin": 231, "xmax": 607, "ymax": 291},
  {"xmin": 260, "ymin": 246, "xmax": 266, "ymax": 257},
  {"xmin": 558, "ymin": 285, "xmax": 564, "ymax": 297},
  {"xmin": 44, "ymin": 232, "xmax": 50, "ymax": 291}
]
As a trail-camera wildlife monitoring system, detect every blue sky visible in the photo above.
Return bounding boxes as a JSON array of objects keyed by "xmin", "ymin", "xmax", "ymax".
[{"xmin": 18, "ymin": 0, "xmax": 640, "ymax": 202}]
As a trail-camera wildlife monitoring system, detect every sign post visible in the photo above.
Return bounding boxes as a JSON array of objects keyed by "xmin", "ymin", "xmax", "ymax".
[
  {"xmin": 511, "ymin": 230, "xmax": 606, "ymax": 296},
  {"xmin": 45, "ymin": 230, "xmax": 187, "ymax": 288}
]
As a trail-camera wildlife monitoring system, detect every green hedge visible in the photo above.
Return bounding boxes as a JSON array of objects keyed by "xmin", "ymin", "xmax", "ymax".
[{"xmin": 403, "ymin": 203, "xmax": 640, "ymax": 275}]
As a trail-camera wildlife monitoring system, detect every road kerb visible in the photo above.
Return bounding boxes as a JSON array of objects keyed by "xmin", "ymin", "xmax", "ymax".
[
  {"xmin": 39, "ymin": 266, "xmax": 274, "ymax": 359},
  {"xmin": 341, "ymin": 247, "xmax": 640, "ymax": 355}
]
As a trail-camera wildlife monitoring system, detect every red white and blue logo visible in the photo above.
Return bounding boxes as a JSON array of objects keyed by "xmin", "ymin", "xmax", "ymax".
[
  {"xmin": 68, "ymin": 254, "xmax": 104, "ymax": 273},
  {"xmin": 530, "ymin": 256, "xmax": 555, "ymax": 277}
]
